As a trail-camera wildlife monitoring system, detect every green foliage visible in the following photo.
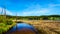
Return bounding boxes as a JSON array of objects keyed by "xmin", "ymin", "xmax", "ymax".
[
  {"xmin": 5, "ymin": 20, "xmax": 13, "ymax": 25},
  {"xmin": 0, "ymin": 23, "xmax": 8, "ymax": 34},
  {"xmin": 0, "ymin": 23, "xmax": 6, "ymax": 27},
  {"xmin": 0, "ymin": 28, "xmax": 8, "ymax": 34},
  {"xmin": 0, "ymin": 28, "xmax": 4, "ymax": 34}
]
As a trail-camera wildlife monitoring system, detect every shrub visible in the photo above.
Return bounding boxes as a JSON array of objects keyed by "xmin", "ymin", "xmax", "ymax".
[
  {"xmin": 6, "ymin": 20, "xmax": 13, "ymax": 25},
  {"xmin": 0, "ymin": 28, "xmax": 4, "ymax": 34}
]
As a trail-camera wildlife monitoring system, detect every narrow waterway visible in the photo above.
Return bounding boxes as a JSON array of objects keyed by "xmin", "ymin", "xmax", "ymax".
[{"xmin": 6, "ymin": 23, "xmax": 38, "ymax": 34}]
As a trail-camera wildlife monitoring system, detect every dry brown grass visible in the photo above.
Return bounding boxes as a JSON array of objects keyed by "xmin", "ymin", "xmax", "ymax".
[{"xmin": 22, "ymin": 20, "xmax": 60, "ymax": 34}]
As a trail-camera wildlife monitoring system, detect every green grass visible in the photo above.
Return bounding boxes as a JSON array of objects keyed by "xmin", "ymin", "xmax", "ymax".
[
  {"xmin": 0, "ymin": 23, "xmax": 8, "ymax": 34},
  {"xmin": 0, "ymin": 22, "xmax": 16, "ymax": 34}
]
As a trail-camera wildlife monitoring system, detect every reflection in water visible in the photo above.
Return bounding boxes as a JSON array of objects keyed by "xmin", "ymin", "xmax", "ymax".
[{"xmin": 6, "ymin": 23, "xmax": 38, "ymax": 34}]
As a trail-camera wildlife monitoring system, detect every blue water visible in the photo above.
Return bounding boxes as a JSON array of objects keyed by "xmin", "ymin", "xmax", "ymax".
[{"xmin": 6, "ymin": 23, "xmax": 38, "ymax": 34}]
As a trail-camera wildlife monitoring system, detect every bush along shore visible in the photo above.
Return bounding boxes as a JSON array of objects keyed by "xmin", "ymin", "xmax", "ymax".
[{"xmin": 0, "ymin": 21, "xmax": 16, "ymax": 34}]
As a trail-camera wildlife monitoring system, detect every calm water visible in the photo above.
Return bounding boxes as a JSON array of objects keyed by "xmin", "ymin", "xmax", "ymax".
[{"xmin": 6, "ymin": 23, "xmax": 38, "ymax": 34}]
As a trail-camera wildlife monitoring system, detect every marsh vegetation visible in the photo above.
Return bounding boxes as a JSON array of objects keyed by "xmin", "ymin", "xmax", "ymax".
[{"xmin": 0, "ymin": 15, "xmax": 60, "ymax": 34}]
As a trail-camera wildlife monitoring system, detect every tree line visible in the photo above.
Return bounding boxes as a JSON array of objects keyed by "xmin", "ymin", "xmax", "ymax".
[{"xmin": 5, "ymin": 15, "xmax": 60, "ymax": 20}]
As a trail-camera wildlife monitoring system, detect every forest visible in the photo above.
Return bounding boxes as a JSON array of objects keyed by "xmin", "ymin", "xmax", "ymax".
[{"xmin": 6, "ymin": 15, "xmax": 60, "ymax": 20}]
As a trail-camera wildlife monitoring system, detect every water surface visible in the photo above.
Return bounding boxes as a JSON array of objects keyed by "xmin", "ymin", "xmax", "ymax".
[{"xmin": 6, "ymin": 23, "xmax": 38, "ymax": 34}]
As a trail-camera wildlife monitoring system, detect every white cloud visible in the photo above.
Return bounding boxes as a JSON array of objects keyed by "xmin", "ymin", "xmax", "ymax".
[
  {"xmin": 17, "ymin": 4, "xmax": 52, "ymax": 16},
  {"xmin": 17, "ymin": 4, "xmax": 60, "ymax": 16},
  {"xmin": 48, "ymin": 4, "xmax": 60, "ymax": 8},
  {"xmin": 0, "ymin": 7, "xmax": 13, "ymax": 15},
  {"xmin": 17, "ymin": 8, "xmax": 50, "ymax": 16}
]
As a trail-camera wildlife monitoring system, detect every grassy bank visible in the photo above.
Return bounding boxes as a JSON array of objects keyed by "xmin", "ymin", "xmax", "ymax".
[{"xmin": 0, "ymin": 22, "xmax": 16, "ymax": 34}]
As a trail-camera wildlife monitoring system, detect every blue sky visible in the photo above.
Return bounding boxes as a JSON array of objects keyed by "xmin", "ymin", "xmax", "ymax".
[{"xmin": 0, "ymin": 0, "xmax": 60, "ymax": 16}]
